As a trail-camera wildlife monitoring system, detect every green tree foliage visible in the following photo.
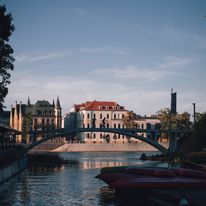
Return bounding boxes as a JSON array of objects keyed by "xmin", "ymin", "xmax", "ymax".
[
  {"xmin": 157, "ymin": 108, "xmax": 191, "ymax": 130},
  {"xmin": 193, "ymin": 113, "xmax": 206, "ymax": 150},
  {"xmin": 122, "ymin": 111, "xmax": 136, "ymax": 143},
  {"xmin": 22, "ymin": 112, "xmax": 32, "ymax": 143},
  {"xmin": 123, "ymin": 111, "xmax": 136, "ymax": 129},
  {"xmin": 0, "ymin": 5, "xmax": 15, "ymax": 111},
  {"xmin": 157, "ymin": 108, "xmax": 191, "ymax": 141}
]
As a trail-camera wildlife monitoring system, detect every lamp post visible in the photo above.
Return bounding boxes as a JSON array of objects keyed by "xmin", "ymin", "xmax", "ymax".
[{"xmin": 192, "ymin": 103, "xmax": 196, "ymax": 124}]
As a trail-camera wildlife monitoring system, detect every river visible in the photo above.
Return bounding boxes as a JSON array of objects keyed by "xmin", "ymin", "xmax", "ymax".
[{"xmin": 0, "ymin": 152, "xmax": 166, "ymax": 206}]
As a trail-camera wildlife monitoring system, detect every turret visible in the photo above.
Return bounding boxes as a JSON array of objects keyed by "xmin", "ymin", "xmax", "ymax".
[
  {"xmin": 56, "ymin": 96, "xmax": 61, "ymax": 109},
  {"xmin": 54, "ymin": 96, "xmax": 62, "ymax": 129},
  {"xmin": 27, "ymin": 97, "xmax": 31, "ymax": 106}
]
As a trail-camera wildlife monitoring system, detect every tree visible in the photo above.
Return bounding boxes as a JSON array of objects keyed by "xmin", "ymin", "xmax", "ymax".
[
  {"xmin": 123, "ymin": 111, "xmax": 136, "ymax": 129},
  {"xmin": 157, "ymin": 108, "xmax": 191, "ymax": 141},
  {"xmin": 0, "ymin": 5, "xmax": 15, "ymax": 111},
  {"xmin": 122, "ymin": 111, "xmax": 136, "ymax": 143},
  {"xmin": 193, "ymin": 113, "xmax": 206, "ymax": 150}
]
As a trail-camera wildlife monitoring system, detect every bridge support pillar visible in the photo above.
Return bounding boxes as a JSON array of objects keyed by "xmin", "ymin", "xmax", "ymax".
[{"xmin": 169, "ymin": 132, "xmax": 177, "ymax": 154}]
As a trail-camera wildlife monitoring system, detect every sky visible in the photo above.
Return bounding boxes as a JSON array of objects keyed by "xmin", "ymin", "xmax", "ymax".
[{"xmin": 1, "ymin": 0, "xmax": 206, "ymax": 116}]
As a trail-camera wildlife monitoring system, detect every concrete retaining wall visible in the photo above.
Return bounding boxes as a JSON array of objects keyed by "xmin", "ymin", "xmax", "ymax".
[
  {"xmin": 0, "ymin": 158, "xmax": 27, "ymax": 184},
  {"xmin": 53, "ymin": 142, "xmax": 168, "ymax": 152}
]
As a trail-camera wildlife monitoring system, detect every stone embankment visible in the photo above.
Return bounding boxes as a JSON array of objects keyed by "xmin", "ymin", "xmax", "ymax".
[{"xmin": 53, "ymin": 142, "xmax": 169, "ymax": 152}]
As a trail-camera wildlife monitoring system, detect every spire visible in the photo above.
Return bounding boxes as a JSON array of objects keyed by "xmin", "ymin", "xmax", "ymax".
[
  {"xmin": 27, "ymin": 97, "xmax": 31, "ymax": 106},
  {"xmin": 56, "ymin": 96, "xmax": 61, "ymax": 108},
  {"xmin": 52, "ymin": 99, "xmax": 55, "ymax": 107}
]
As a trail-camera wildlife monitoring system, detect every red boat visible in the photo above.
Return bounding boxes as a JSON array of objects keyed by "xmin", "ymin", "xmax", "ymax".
[{"xmin": 96, "ymin": 166, "xmax": 206, "ymax": 206}]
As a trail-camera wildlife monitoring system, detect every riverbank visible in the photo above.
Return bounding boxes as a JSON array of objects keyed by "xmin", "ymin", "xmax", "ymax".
[{"xmin": 52, "ymin": 142, "xmax": 169, "ymax": 152}]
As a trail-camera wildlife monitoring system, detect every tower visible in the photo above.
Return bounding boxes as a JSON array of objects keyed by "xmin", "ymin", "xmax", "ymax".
[{"xmin": 54, "ymin": 96, "xmax": 62, "ymax": 129}]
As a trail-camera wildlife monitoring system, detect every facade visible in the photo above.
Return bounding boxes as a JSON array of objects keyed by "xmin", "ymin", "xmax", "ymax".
[
  {"xmin": 64, "ymin": 100, "xmax": 129, "ymax": 143},
  {"xmin": 10, "ymin": 97, "xmax": 62, "ymax": 143},
  {"xmin": 64, "ymin": 100, "xmax": 162, "ymax": 144},
  {"xmin": 132, "ymin": 118, "xmax": 161, "ymax": 143}
]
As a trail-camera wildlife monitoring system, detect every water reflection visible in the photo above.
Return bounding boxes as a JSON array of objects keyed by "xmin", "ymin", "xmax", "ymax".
[
  {"xmin": 0, "ymin": 152, "xmax": 162, "ymax": 206},
  {"xmin": 81, "ymin": 161, "xmax": 141, "ymax": 169}
]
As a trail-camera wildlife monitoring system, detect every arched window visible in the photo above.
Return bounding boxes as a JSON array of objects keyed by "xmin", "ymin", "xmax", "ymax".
[
  {"xmin": 87, "ymin": 113, "xmax": 90, "ymax": 119},
  {"xmin": 114, "ymin": 124, "xmax": 116, "ymax": 128},
  {"xmin": 87, "ymin": 133, "xmax": 90, "ymax": 139},
  {"xmin": 107, "ymin": 114, "xmax": 109, "ymax": 119},
  {"xmin": 87, "ymin": 123, "xmax": 90, "ymax": 128},
  {"xmin": 100, "ymin": 113, "xmax": 102, "ymax": 119},
  {"xmin": 93, "ymin": 133, "xmax": 96, "ymax": 139},
  {"xmin": 100, "ymin": 133, "xmax": 102, "ymax": 139},
  {"xmin": 114, "ymin": 114, "xmax": 116, "ymax": 119}
]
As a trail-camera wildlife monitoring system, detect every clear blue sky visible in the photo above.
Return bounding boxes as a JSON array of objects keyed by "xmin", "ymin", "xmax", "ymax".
[{"xmin": 1, "ymin": 0, "xmax": 206, "ymax": 115}]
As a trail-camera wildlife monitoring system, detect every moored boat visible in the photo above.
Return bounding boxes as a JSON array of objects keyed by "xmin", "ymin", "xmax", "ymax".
[{"xmin": 96, "ymin": 166, "xmax": 206, "ymax": 206}]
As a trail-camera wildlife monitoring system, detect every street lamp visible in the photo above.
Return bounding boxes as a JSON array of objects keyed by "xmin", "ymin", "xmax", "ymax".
[{"xmin": 192, "ymin": 103, "xmax": 196, "ymax": 124}]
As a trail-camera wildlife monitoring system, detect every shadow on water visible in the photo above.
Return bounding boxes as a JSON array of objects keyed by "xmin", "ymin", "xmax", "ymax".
[
  {"xmin": 98, "ymin": 186, "xmax": 161, "ymax": 206},
  {"xmin": 27, "ymin": 153, "xmax": 79, "ymax": 167}
]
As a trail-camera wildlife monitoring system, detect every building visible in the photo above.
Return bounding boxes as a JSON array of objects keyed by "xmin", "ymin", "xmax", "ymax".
[
  {"xmin": 10, "ymin": 97, "xmax": 62, "ymax": 143},
  {"xmin": 132, "ymin": 117, "xmax": 161, "ymax": 142},
  {"xmin": 64, "ymin": 100, "xmax": 129, "ymax": 143}
]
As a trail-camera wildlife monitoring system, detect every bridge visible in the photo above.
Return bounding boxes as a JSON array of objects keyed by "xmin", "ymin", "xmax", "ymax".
[{"xmin": 15, "ymin": 128, "xmax": 189, "ymax": 155}]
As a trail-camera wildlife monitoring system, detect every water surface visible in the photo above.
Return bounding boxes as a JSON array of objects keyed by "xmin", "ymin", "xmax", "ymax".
[{"xmin": 0, "ymin": 152, "xmax": 164, "ymax": 206}]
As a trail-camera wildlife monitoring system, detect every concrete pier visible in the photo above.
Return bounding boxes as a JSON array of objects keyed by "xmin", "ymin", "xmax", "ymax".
[{"xmin": 53, "ymin": 142, "xmax": 169, "ymax": 152}]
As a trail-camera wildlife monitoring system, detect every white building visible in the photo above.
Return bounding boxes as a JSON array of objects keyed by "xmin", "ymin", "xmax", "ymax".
[
  {"xmin": 63, "ymin": 100, "xmax": 161, "ymax": 144},
  {"xmin": 64, "ymin": 100, "xmax": 129, "ymax": 143},
  {"xmin": 132, "ymin": 118, "xmax": 161, "ymax": 142}
]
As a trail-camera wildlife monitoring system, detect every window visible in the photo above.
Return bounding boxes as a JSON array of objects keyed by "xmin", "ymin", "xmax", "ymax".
[
  {"xmin": 42, "ymin": 119, "xmax": 45, "ymax": 124},
  {"xmin": 93, "ymin": 113, "xmax": 96, "ymax": 119},
  {"xmin": 87, "ymin": 123, "xmax": 90, "ymax": 128},
  {"xmin": 114, "ymin": 114, "xmax": 116, "ymax": 119},
  {"xmin": 107, "ymin": 123, "xmax": 109, "ymax": 128},
  {"xmin": 141, "ymin": 124, "xmax": 144, "ymax": 129},
  {"xmin": 100, "ymin": 133, "xmax": 102, "ymax": 139},
  {"xmin": 87, "ymin": 113, "xmax": 90, "ymax": 119},
  {"xmin": 87, "ymin": 133, "xmax": 90, "ymax": 139},
  {"xmin": 107, "ymin": 114, "xmax": 109, "ymax": 119},
  {"xmin": 100, "ymin": 113, "xmax": 102, "ymax": 119},
  {"xmin": 118, "ymin": 124, "xmax": 121, "ymax": 128},
  {"xmin": 122, "ymin": 114, "xmax": 124, "ymax": 119},
  {"xmin": 114, "ymin": 124, "xmax": 116, "ymax": 128},
  {"xmin": 93, "ymin": 133, "xmax": 96, "ymax": 139}
]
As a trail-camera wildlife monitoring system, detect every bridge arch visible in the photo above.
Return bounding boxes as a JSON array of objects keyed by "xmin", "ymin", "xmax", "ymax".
[{"xmin": 26, "ymin": 128, "xmax": 168, "ymax": 154}]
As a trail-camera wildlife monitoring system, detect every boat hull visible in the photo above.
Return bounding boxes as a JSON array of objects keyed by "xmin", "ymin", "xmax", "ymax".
[{"xmin": 96, "ymin": 166, "xmax": 206, "ymax": 206}]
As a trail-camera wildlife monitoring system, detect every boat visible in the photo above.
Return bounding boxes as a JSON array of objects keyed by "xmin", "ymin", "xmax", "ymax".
[{"xmin": 96, "ymin": 166, "xmax": 206, "ymax": 206}]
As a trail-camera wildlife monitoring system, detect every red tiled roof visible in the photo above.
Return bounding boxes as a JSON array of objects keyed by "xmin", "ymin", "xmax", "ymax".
[{"xmin": 74, "ymin": 100, "xmax": 127, "ymax": 111}]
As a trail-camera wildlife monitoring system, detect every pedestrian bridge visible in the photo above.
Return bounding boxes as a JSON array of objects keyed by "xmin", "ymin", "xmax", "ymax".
[{"xmin": 23, "ymin": 128, "xmax": 188, "ymax": 154}]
